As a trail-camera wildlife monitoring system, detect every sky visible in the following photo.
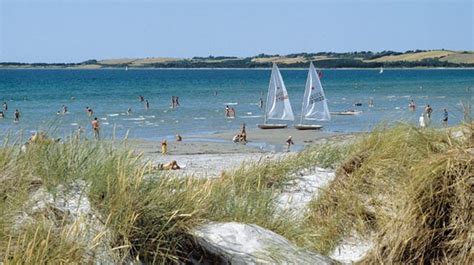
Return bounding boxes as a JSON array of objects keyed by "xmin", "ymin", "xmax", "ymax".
[{"xmin": 0, "ymin": 0, "xmax": 472, "ymax": 63}]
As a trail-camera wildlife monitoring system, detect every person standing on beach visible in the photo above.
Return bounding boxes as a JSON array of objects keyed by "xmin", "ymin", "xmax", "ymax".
[
  {"xmin": 91, "ymin": 117, "xmax": 100, "ymax": 139},
  {"xmin": 286, "ymin": 136, "xmax": 294, "ymax": 152},
  {"xmin": 14, "ymin": 109, "xmax": 20, "ymax": 122},
  {"xmin": 442, "ymin": 108, "xmax": 448, "ymax": 126},
  {"xmin": 161, "ymin": 139, "xmax": 168, "ymax": 155},
  {"xmin": 3, "ymin": 102, "xmax": 7, "ymax": 111},
  {"xmin": 145, "ymin": 99, "xmax": 150, "ymax": 111}
]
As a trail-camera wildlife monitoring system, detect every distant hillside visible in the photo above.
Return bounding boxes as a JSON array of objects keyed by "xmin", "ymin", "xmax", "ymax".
[{"xmin": 1, "ymin": 50, "xmax": 473, "ymax": 69}]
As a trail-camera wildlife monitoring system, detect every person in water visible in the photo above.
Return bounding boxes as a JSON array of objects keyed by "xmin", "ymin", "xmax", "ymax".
[
  {"xmin": 259, "ymin": 98, "xmax": 264, "ymax": 109},
  {"xmin": 419, "ymin": 113, "xmax": 426, "ymax": 128},
  {"xmin": 91, "ymin": 117, "xmax": 100, "ymax": 139},
  {"xmin": 229, "ymin": 107, "xmax": 236, "ymax": 118},
  {"xmin": 442, "ymin": 108, "xmax": 448, "ymax": 126},
  {"xmin": 225, "ymin": 105, "xmax": 230, "ymax": 117},
  {"xmin": 14, "ymin": 109, "xmax": 20, "ymax": 122},
  {"xmin": 127, "ymin": 107, "xmax": 132, "ymax": 115},
  {"xmin": 145, "ymin": 100, "xmax": 150, "ymax": 110},
  {"xmin": 86, "ymin": 107, "xmax": 93, "ymax": 117},
  {"xmin": 286, "ymin": 136, "xmax": 294, "ymax": 152},
  {"xmin": 409, "ymin": 100, "xmax": 416, "ymax": 111},
  {"xmin": 175, "ymin": 97, "xmax": 180, "ymax": 107},
  {"xmin": 3, "ymin": 102, "xmax": 7, "ymax": 111},
  {"xmin": 425, "ymin": 105, "xmax": 433, "ymax": 119},
  {"xmin": 139, "ymin": 95, "xmax": 144, "ymax": 102},
  {"xmin": 171, "ymin": 96, "xmax": 175, "ymax": 108},
  {"xmin": 161, "ymin": 139, "xmax": 167, "ymax": 155},
  {"xmin": 175, "ymin": 134, "xmax": 182, "ymax": 142},
  {"xmin": 62, "ymin": 105, "xmax": 68, "ymax": 114},
  {"xmin": 0, "ymin": 111, "xmax": 4, "ymax": 118}
]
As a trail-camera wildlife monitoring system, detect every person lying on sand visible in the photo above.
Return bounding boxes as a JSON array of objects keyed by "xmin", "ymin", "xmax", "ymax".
[{"xmin": 153, "ymin": 160, "xmax": 181, "ymax": 170}]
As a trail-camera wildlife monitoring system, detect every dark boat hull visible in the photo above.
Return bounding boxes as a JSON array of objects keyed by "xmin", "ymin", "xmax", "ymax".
[
  {"xmin": 257, "ymin": 124, "xmax": 288, "ymax": 129},
  {"xmin": 294, "ymin": 124, "xmax": 323, "ymax": 130}
]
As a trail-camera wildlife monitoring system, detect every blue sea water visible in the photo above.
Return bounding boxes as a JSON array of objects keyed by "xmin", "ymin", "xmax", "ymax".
[{"xmin": 0, "ymin": 69, "xmax": 472, "ymax": 141}]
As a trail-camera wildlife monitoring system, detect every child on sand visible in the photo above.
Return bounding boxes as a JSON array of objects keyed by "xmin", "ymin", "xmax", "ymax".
[{"xmin": 161, "ymin": 139, "xmax": 167, "ymax": 155}]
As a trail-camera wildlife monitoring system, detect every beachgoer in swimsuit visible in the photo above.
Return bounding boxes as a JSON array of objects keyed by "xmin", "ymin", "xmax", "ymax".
[
  {"xmin": 171, "ymin": 96, "xmax": 175, "ymax": 108},
  {"xmin": 409, "ymin": 99, "xmax": 416, "ymax": 111},
  {"xmin": 425, "ymin": 105, "xmax": 433, "ymax": 119},
  {"xmin": 62, "ymin": 105, "xmax": 68, "ymax": 114},
  {"xmin": 443, "ymin": 108, "xmax": 448, "ymax": 126},
  {"xmin": 240, "ymin": 123, "xmax": 247, "ymax": 142},
  {"xmin": 0, "ymin": 111, "xmax": 4, "ymax": 118},
  {"xmin": 154, "ymin": 160, "xmax": 181, "ymax": 170},
  {"xmin": 225, "ymin": 105, "xmax": 230, "ymax": 117},
  {"xmin": 175, "ymin": 97, "xmax": 180, "ymax": 107},
  {"xmin": 145, "ymin": 100, "xmax": 150, "ymax": 110},
  {"xmin": 175, "ymin": 134, "xmax": 182, "ymax": 142},
  {"xmin": 161, "ymin": 139, "xmax": 167, "ymax": 155},
  {"xmin": 419, "ymin": 114, "xmax": 426, "ymax": 128},
  {"xmin": 259, "ymin": 98, "xmax": 264, "ymax": 109},
  {"xmin": 233, "ymin": 134, "xmax": 240, "ymax": 143},
  {"xmin": 3, "ymin": 102, "xmax": 7, "ymax": 111},
  {"xmin": 230, "ymin": 108, "xmax": 236, "ymax": 118},
  {"xmin": 139, "ymin": 95, "xmax": 144, "ymax": 102},
  {"xmin": 14, "ymin": 109, "xmax": 20, "ymax": 122},
  {"xmin": 91, "ymin": 117, "xmax": 100, "ymax": 139},
  {"xmin": 286, "ymin": 136, "xmax": 294, "ymax": 152},
  {"xmin": 127, "ymin": 107, "xmax": 132, "ymax": 115}
]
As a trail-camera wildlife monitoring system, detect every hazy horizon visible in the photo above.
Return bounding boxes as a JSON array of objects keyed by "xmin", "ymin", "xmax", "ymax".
[{"xmin": 1, "ymin": 0, "xmax": 472, "ymax": 63}]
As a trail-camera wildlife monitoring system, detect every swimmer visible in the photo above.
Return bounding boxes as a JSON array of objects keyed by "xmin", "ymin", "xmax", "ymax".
[
  {"xmin": 62, "ymin": 105, "xmax": 68, "ymax": 114},
  {"xmin": 259, "ymin": 98, "xmax": 264, "ymax": 109},
  {"xmin": 175, "ymin": 134, "xmax": 182, "ymax": 142},
  {"xmin": 127, "ymin": 107, "xmax": 132, "ymax": 115},
  {"xmin": 3, "ymin": 102, "xmax": 7, "ymax": 111},
  {"xmin": 14, "ymin": 109, "xmax": 20, "ymax": 122},
  {"xmin": 139, "ymin": 95, "xmax": 144, "ymax": 102},
  {"xmin": 225, "ymin": 105, "xmax": 230, "ymax": 117},
  {"xmin": 145, "ymin": 99, "xmax": 150, "ymax": 110},
  {"xmin": 0, "ymin": 111, "xmax": 4, "ymax": 118}
]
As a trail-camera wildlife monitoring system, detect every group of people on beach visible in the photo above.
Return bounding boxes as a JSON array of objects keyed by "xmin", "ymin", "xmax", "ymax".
[{"xmin": 0, "ymin": 101, "xmax": 21, "ymax": 122}]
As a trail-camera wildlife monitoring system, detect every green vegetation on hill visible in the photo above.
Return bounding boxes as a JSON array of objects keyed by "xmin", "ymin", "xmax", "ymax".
[{"xmin": 1, "ymin": 50, "xmax": 473, "ymax": 69}]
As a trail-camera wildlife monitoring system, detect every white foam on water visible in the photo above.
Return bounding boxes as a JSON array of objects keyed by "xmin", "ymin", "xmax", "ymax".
[
  {"xmin": 70, "ymin": 123, "xmax": 78, "ymax": 126},
  {"xmin": 387, "ymin": 95, "xmax": 396, "ymax": 98},
  {"xmin": 224, "ymin": 102, "xmax": 238, "ymax": 105},
  {"xmin": 124, "ymin": 117, "xmax": 145, "ymax": 121},
  {"xmin": 145, "ymin": 115, "xmax": 155, "ymax": 118},
  {"xmin": 241, "ymin": 115, "xmax": 263, "ymax": 119},
  {"xmin": 435, "ymin": 96, "xmax": 446, "ymax": 99},
  {"xmin": 395, "ymin": 107, "xmax": 401, "ymax": 110},
  {"xmin": 103, "ymin": 122, "xmax": 110, "ymax": 125},
  {"xmin": 246, "ymin": 112, "xmax": 252, "ymax": 115},
  {"xmin": 193, "ymin": 117, "xmax": 207, "ymax": 120},
  {"xmin": 100, "ymin": 117, "xmax": 107, "ymax": 121},
  {"xmin": 107, "ymin": 113, "xmax": 119, "ymax": 117}
]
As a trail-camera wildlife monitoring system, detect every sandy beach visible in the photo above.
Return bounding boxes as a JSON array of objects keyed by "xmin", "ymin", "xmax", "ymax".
[{"xmin": 127, "ymin": 129, "xmax": 357, "ymax": 177}]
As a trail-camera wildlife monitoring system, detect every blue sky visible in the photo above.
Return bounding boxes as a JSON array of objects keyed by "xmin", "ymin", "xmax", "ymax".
[{"xmin": 0, "ymin": 0, "xmax": 472, "ymax": 62}]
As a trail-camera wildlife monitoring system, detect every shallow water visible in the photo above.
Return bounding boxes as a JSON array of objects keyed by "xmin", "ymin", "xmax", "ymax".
[{"xmin": 0, "ymin": 69, "xmax": 472, "ymax": 141}]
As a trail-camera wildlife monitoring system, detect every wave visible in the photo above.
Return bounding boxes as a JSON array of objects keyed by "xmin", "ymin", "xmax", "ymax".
[
  {"xmin": 70, "ymin": 123, "xmax": 78, "ymax": 126},
  {"xmin": 224, "ymin": 102, "xmax": 238, "ymax": 105},
  {"xmin": 145, "ymin": 115, "xmax": 156, "ymax": 118},
  {"xmin": 246, "ymin": 112, "xmax": 253, "ymax": 115},
  {"xmin": 193, "ymin": 117, "xmax": 207, "ymax": 120},
  {"xmin": 124, "ymin": 117, "xmax": 146, "ymax": 121},
  {"xmin": 107, "ymin": 113, "xmax": 120, "ymax": 117},
  {"xmin": 241, "ymin": 115, "xmax": 263, "ymax": 119},
  {"xmin": 100, "ymin": 117, "xmax": 107, "ymax": 121}
]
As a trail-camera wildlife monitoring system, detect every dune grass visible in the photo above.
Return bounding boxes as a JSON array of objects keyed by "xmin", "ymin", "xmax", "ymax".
[
  {"xmin": 301, "ymin": 123, "xmax": 473, "ymax": 263},
  {"xmin": 1, "ymin": 123, "xmax": 470, "ymax": 263}
]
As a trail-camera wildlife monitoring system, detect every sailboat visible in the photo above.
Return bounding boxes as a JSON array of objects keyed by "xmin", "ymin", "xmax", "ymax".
[
  {"xmin": 257, "ymin": 63, "xmax": 294, "ymax": 129},
  {"xmin": 294, "ymin": 62, "xmax": 330, "ymax": 130},
  {"xmin": 379, "ymin": 67, "xmax": 384, "ymax": 74}
]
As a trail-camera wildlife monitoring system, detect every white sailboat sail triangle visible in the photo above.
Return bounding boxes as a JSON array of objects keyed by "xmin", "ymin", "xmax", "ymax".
[
  {"xmin": 265, "ymin": 63, "xmax": 294, "ymax": 121},
  {"xmin": 300, "ymin": 62, "xmax": 330, "ymax": 122}
]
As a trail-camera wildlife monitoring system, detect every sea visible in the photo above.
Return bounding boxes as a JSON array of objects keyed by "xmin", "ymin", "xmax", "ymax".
[{"xmin": 0, "ymin": 69, "xmax": 472, "ymax": 141}]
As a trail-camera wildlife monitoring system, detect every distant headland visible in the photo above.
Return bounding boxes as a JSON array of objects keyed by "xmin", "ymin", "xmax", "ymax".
[{"xmin": 1, "ymin": 49, "xmax": 473, "ymax": 69}]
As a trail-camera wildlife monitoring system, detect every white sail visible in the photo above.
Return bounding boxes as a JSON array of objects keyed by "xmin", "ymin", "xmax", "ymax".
[
  {"xmin": 301, "ymin": 62, "xmax": 330, "ymax": 121},
  {"xmin": 264, "ymin": 63, "xmax": 294, "ymax": 121}
]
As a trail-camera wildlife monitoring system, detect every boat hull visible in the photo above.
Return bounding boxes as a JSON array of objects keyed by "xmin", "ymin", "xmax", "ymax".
[
  {"xmin": 257, "ymin": 124, "xmax": 288, "ymax": 129},
  {"xmin": 294, "ymin": 124, "xmax": 323, "ymax": 130}
]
